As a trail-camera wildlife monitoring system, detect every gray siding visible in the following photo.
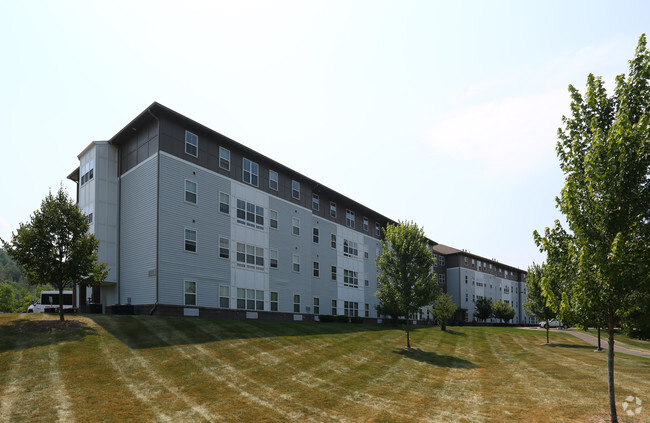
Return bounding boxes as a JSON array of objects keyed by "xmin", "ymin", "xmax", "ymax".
[
  {"xmin": 157, "ymin": 153, "xmax": 231, "ymax": 307},
  {"xmin": 120, "ymin": 155, "xmax": 158, "ymax": 304}
]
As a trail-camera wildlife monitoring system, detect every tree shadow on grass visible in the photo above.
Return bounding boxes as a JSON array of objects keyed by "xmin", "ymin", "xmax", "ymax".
[
  {"xmin": 444, "ymin": 329, "xmax": 467, "ymax": 337},
  {"xmin": 0, "ymin": 318, "xmax": 97, "ymax": 352},
  {"xmin": 544, "ymin": 343, "xmax": 595, "ymax": 350},
  {"xmin": 393, "ymin": 347, "xmax": 478, "ymax": 368}
]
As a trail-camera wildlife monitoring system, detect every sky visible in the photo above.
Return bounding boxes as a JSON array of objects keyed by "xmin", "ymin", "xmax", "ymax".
[{"xmin": 1, "ymin": 0, "xmax": 648, "ymax": 270}]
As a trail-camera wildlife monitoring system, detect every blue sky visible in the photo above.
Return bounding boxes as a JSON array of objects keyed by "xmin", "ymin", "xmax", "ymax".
[{"xmin": 1, "ymin": 1, "xmax": 648, "ymax": 270}]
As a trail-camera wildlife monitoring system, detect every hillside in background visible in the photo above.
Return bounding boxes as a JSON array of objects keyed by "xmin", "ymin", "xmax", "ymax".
[{"xmin": 0, "ymin": 248, "xmax": 52, "ymax": 312}]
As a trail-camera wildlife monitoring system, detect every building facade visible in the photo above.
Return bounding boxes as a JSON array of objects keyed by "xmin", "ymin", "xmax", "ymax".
[{"xmin": 69, "ymin": 102, "xmax": 530, "ymax": 323}]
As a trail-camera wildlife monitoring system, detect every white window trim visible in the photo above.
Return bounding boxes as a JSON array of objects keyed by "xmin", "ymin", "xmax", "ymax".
[
  {"xmin": 269, "ymin": 170, "xmax": 278, "ymax": 191},
  {"xmin": 184, "ymin": 228, "xmax": 197, "ymax": 253},
  {"xmin": 219, "ymin": 192, "xmax": 230, "ymax": 215},
  {"xmin": 184, "ymin": 280, "xmax": 197, "ymax": 306},
  {"xmin": 330, "ymin": 202, "xmax": 337, "ymax": 218},
  {"xmin": 292, "ymin": 254, "xmax": 300, "ymax": 273},
  {"xmin": 219, "ymin": 147, "xmax": 230, "ymax": 171},
  {"xmin": 312, "ymin": 194, "xmax": 319, "ymax": 211},
  {"xmin": 185, "ymin": 179, "xmax": 198, "ymax": 205},
  {"xmin": 292, "ymin": 217, "xmax": 300, "ymax": 236},
  {"xmin": 242, "ymin": 157, "xmax": 259, "ymax": 187},
  {"xmin": 219, "ymin": 236, "xmax": 230, "ymax": 259},
  {"xmin": 270, "ymin": 209, "xmax": 279, "ymax": 230},
  {"xmin": 313, "ymin": 261, "xmax": 320, "ymax": 278},
  {"xmin": 292, "ymin": 180, "xmax": 300, "ymax": 200},
  {"xmin": 185, "ymin": 131, "xmax": 198, "ymax": 157},
  {"xmin": 270, "ymin": 248, "xmax": 279, "ymax": 269}
]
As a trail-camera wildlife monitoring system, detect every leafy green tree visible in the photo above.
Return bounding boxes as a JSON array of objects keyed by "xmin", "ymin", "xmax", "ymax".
[
  {"xmin": 534, "ymin": 35, "xmax": 650, "ymax": 423},
  {"xmin": 474, "ymin": 297, "xmax": 493, "ymax": 322},
  {"xmin": 524, "ymin": 263, "xmax": 556, "ymax": 344},
  {"xmin": 376, "ymin": 221, "xmax": 440, "ymax": 349},
  {"xmin": 429, "ymin": 293, "xmax": 457, "ymax": 331},
  {"xmin": 492, "ymin": 300, "xmax": 516, "ymax": 324},
  {"xmin": 1, "ymin": 186, "xmax": 108, "ymax": 321},
  {"xmin": 0, "ymin": 284, "xmax": 18, "ymax": 313}
]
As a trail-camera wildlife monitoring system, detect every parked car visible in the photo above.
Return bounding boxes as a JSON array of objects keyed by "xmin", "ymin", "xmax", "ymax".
[{"xmin": 540, "ymin": 319, "xmax": 569, "ymax": 329}]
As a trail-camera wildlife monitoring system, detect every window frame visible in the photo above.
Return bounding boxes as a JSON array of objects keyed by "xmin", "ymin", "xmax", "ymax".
[
  {"xmin": 312, "ymin": 194, "xmax": 319, "ymax": 211},
  {"xmin": 270, "ymin": 209, "xmax": 278, "ymax": 229},
  {"xmin": 363, "ymin": 217, "xmax": 369, "ymax": 232},
  {"xmin": 313, "ymin": 261, "xmax": 320, "ymax": 278},
  {"xmin": 219, "ymin": 285, "xmax": 230, "ymax": 308},
  {"xmin": 219, "ymin": 192, "xmax": 230, "ymax": 215},
  {"xmin": 219, "ymin": 147, "xmax": 230, "ymax": 171},
  {"xmin": 269, "ymin": 170, "xmax": 278, "ymax": 191},
  {"xmin": 270, "ymin": 291, "xmax": 279, "ymax": 311},
  {"xmin": 270, "ymin": 248, "xmax": 279, "ymax": 269},
  {"xmin": 185, "ymin": 131, "xmax": 198, "ymax": 157},
  {"xmin": 313, "ymin": 297, "xmax": 320, "ymax": 315},
  {"xmin": 242, "ymin": 157, "xmax": 259, "ymax": 187},
  {"xmin": 346, "ymin": 209, "xmax": 355, "ymax": 228},
  {"xmin": 219, "ymin": 237, "xmax": 230, "ymax": 259},
  {"xmin": 292, "ymin": 217, "xmax": 300, "ymax": 236},
  {"xmin": 312, "ymin": 227, "xmax": 319, "ymax": 244},
  {"xmin": 184, "ymin": 228, "xmax": 197, "ymax": 253},
  {"xmin": 292, "ymin": 180, "xmax": 300, "ymax": 200},
  {"xmin": 184, "ymin": 280, "xmax": 197, "ymax": 306},
  {"xmin": 330, "ymin": 202, "xmax": 337, "ymax": 218},
  {"xmin": 331, "ymin": 266, "xmax": 337, "ymax": 281},
  {"xmin": 185, "ymin": 179, "xmax": 197, "ymax": 204},
  {"xmin": 292, "ymin": 254, "xmax": 300, "ymax": 273},
  {"xmin": 293, "ymin": 294, "xmax": 301, "ymax": 313}
]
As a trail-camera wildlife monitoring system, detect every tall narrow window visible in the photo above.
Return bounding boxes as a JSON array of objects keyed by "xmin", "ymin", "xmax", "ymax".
[
  {"xmin": 292, "ymin": 254, "xmax": 300, "ymax": 272},
  {"xmin": 331, "ymin": 266, "xmax": 337, "ymax": 281},
  {"xmin": 331, "ymin": 233, "xmax": 336, "ymax": 249},
  {"xmin": 219, "ymin": 237, "xmax": 229, "ymax": 259},
  {"xmin": 312, "ymin": 194, "xmax": 319, "ymax": 211},
  {"xmin": 365, "ymin": 303, "xmax": 370, "ymax": 317},
  {"xmin": 330, "ymin": 202, "xmax": 337, "ymax": 218},
  {"xmin": 242, "ymin": 158, "xmax": 259, "ymax": 186},
  {"xmin": 237, "ymin": 288, "xmax": 246, "ymax": 309},
  {"xmin": 185, "ymin": 180, "xmax": 197, "ymax": 204},
  {"xmin": 270, "ymin": 210, "xmax": 278, "ymax": 229},
  {"xmin": 256, "ymin": 290, "xmax": 264, "ymax": 311},
  {"xmin": 270, "ymin": 292, "xmax": 278, "ymax": 311},
  {"xmin": 331, "ymin": 299, "xmax": 337, "ymax": 315},
  {"xmin": 375, "ymin": 222, "xmax": 381, "ymax": 237},
  {"xmin": 312, "ymin": 227, "xmax": 319, "ymax": 243},
  {"xmin": 292, "ymin": 180, "xmax": 300, "ymax": 199},
  {"xmin": 346, "ymin": 210, "xmax": 355, "ymax": 228},
  {"xmin": 293, "ymin": 294, "xmax": 301, "ymax": 313},
  {"xmin": 313, "ymin": 297, "xmax": 320, "ymax": 315},
  {"xmin": 363, "ymin": 217, "xmax": 369, "ymax": 232},
  {"xmin": 185, "ymin": 131, "xmax": 198, "ymax": 157},
  {"xmin": 269, "ymin": 170, "xmax": 278, "ymax": 191},
  {"xmin": 219, "ymin": 285, "xmax": 230, "ymax": 308},
  {"xmin": 219, "ymin": 192, "xmax": 230, "ymax": 214},
  {"xmin": 292, "ymin": 217, "xmax": 300, "ymax": 236},
  {"xmin": 313, "ymin": 261, "xmax": 320, "ymax": 278},
  {"xmin": 184, "ymin": 229, "xmax": 197, "ymax": 252},
  {"xmin": 270, "ymin": 249, "xmax": 278, "ymax": 268},
  {"xmin": 184, "ymin": 281, "xmax": 196, "ymax": 306},
  {"xmin": 219, "ymin": 147, "xmax": 230, "ymax": 170}
]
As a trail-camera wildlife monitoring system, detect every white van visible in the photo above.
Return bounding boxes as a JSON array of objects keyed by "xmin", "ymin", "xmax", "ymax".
[{"xmin": 27, "ymin": 291, "xmax": 75, "ymax": 313}]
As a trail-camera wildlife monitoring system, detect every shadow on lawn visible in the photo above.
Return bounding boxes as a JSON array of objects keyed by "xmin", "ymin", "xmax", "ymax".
[
  {"xmin": 545, "ymin": 343, "xmax": 595, "ymax": 350},
  {"xmin": 444, "ymin": 329, "xmax": 467, "ymax": 337},
  {"xmin": 0, "ymin": 318, "xmax": 97, "ymax": 352},
  {"xmin": 394, "ymin": 348, "xmax": 478, "ymax": 368},
  {"xmin": 88, "ymin": 314, "xmax": 399, "ymax": 350}
]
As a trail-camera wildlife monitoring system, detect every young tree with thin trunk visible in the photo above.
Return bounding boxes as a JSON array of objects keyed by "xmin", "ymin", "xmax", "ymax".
[
  {"xmin": 429, "ymin": 293, "xmax": 457, "ymax": 331},
  {"xmin": 376, "ymin": 221, "xmax": 439, "ymax": 349},
  {"xmin": 524, "ymin": 263, "xmax": 556, "ymax": 344},
  {"xmin": 474, "ymin": 297, "xmax": 493, "ymax": 322},
  {"xmin": 492, "ymin": 300, "xmax": 516, "ymax": 324},
  {"xmin": 534, "ymin": 35, "xmax": 650, "ymax": 423},
  {"xmin": 1, "ymin": 187, "xmax": 108, "ymax": 321}
]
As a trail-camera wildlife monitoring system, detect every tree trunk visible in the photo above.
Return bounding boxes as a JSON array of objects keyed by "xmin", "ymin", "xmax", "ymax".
[
  {"xmin": 546, "ymin": 326, "xmax": 549, "ymax": 344},
  {"xmin": 597, "ymin": 326, "xmax": 602, "ymax": 351},
  {"xmin": 406, "ymin": 317, "xmax": 411, "ymax": 349},
  {"xmin": 607, "ymin": 314, "xmax": 617, "ymax": 423},
  {"xmin": 58, "ymin": 286, "xmax": 65, "ymax": 322}
]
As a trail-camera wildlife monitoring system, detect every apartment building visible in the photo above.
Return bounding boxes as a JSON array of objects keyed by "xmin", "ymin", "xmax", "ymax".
[{"xmin": 68, "ymin": 102, "xmax": 528, "ymax": 323}]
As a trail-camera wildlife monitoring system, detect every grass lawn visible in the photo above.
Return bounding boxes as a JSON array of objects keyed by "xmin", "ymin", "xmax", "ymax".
[
  {"xmin": 1, "ymin": 314, "xmax": 648, "ymax": 422},
  {"xmin": 577, "ymin": 328, "xmax": 650, "ymax": 353}
]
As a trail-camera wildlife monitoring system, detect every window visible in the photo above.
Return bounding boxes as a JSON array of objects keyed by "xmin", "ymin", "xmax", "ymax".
[
  {"xmin": 330, "ymin": 202, "xmax": 337, "ymax": 218},
  {"xmin": 438, "ymin": 274, "xmax": 446, "ymax": 285},
  {"xmin": 219, "ymin": 192, "xmax": 230, "ymax": 214},
  {"xmin": 346, "ymin": 210, "xmax": 355, "ymax": 228},
  {"xmin": 292, "ymin": 254, "xmax": 300, "ymax": 272},
  {"xmin": 292, "ymin": 217, "xmax": 300, "ymax": 236},
  {"xmin": 313, "ymin": 261, "xmax": 320, "ymax": 278},
  {"xmin": 365, "ymin": 303, "xmax": 369, "ymax": 318},
  {"xmin": 312, "ymin": 194, "xmax": 319, "ymax": 211},
  {"xmin": 363, "ymin": 217, "xmax": 369, "ymax": 232},
  {"xmin": 440, "ymin": 256, "xmax": 445, "ymax": 266},
  {"xmin": 270, "ymin": 292, "xmax": 278, "ymax": 311},
  {"xmin": 185, "ymin": 131, "xmax": 198, "ymax": 157},
  {"xmin": 237, "ymin": 288, "xmax": 264, "ymax": 311},
  {"xmin": 82, "ymin": 203, "xmax": 94, "ymax": 224},
  {"xmin": 344, "ymin": 301, "xmax": 359, "ymax": 317},
  {"xmin": 270, "ymin": 249, "xmax": 278, "ymax": 268},
  {"xmin": 344, "ymin": 269, "xmax": 359, "ymax": 287},
  {"xmin": 364, "ymin": 246, "xmax": 369, "ymax": 259},
  {"xmin": 236, "ymin": 199, "xmax": 264, "ymax": 229},
  {"xmin": 219, "ymin": 147, "xmax": 230, "ymax": 170},
  {"xmin": 464, "ymin": 257, "xmax": 468, "ymax": 266},
  {"xmin": 293, "ymin": 294, "xmax": 301, "ymax": 313},
  {"xmin": 292, "ymin": 180, "xmax": 300, "ymax": 199},
  {"xmin": 236, "ymin": 242, "xmax": 264, "ymax": 269},
  {"xmin": 184, "ymin": 281, "xmax": 196, "ymax": 306},
  {"xmin": 313, "ymin": 298, "xmax": 320, "ymax": 315},
  {"xmin": 237, "ymin": 288, "xmax": 245, "ymax": 309},
  {"xmin": 312, "ymin": 227, "xmax": 319, "ymax": 243},
  {"xmin": 255, "ymin": 290, "xmax": 264, "ymax": 310},
  {"xmin": 219, "ymin": 285, "xmax": 230, "ymax": 308},
  {"xmin": 465, "ymin": 275, "xmax": 468, "ymax": 284},
  {"xmin": 185, "ymin": 180, "xmax": 197, "ymax": 204},
  {"xmin": 331, "ymin": 233, "xmax": 337, "ymax": 249},
  {"xmin": 242, "ymin": 158, "xmax": 259, "ymax": 186},
  {"xmin": 219, "ymin": 237, "xmax": 229, "ymax": 259},
  {"xmin": 343, "ymin": 239, "xmax": 359, "ymax": 257},
  {"xmin": 331, "ymin": 266, "xmax": 337, "ymax": 281},
  {"xmin": 80, "ymin": 160, "xmax": 94, "ymax": 185},
  {"xmin": 184, "ymin": 229, "xmax": 197, "ymax": 252},
  {"xmin": 269, "ymin": 170, "xmax": 278, "ymax": 191},
  {"xmin": 375, "ymin": 222, "xmax": 380, "ymax": 237},
  {"xmin": 332, "ymin": 299, "xmax": 337, "ymax": 315},
  {"xmin": 365, "ymin": 279, "xmax": 369, "ymax": 287},
  {"xmin": 270, "ymin": 210, "xmax": 278, "ymax": 229}
]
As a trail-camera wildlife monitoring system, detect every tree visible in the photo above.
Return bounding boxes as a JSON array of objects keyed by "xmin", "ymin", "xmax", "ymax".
[
  {"xmin": 376, "ymin": 221, "xmax": 440, "ymax": 349},
  {"xmin": 474, "ymin": 297, "xmax": 493, "ymax": 322},
  {"xmin": 534, "ymin": 35, "xmax": 650, "ymax": 423},
  {"xmin": 492, "ymin": 300, "xmax": 516, "ymax": 324},
  {"xmin": 524, "ymin": 263, "xmax": 557, "ymax": 344},
  {"xmin": 429, "ymin": 293, "xmax": 457, "ymax": 331},
  {"xmin": 1, "ymin": 186, "xmax": 108, "ymax": 321},
  {"xmin": 0, "ymin": 284, "xmax": 17, "ymax": 313}
]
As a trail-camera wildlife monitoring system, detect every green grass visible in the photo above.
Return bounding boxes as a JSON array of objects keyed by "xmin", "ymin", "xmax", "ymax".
[
  {"xmin": 578, "ymin": 328, "xmax": 650, "ymax": 353},
  {"xmin": 1, "ymin": 314, "xmax": 649, "ymax": 422}
]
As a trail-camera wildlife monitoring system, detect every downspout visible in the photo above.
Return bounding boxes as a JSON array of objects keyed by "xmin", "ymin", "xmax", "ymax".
[
  {"xmin": 148, "ymin": 107, "xmax": 160, "ymax": 315},
  {"xmin": 116, "ymin": 145, "xmax": 121, "ymax": 307}
]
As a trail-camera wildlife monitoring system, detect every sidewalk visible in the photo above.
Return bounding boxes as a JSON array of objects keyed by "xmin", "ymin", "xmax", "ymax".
[{"xmin": 529, "ymin": 327, "xmax": 650, "ymax": 359}]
